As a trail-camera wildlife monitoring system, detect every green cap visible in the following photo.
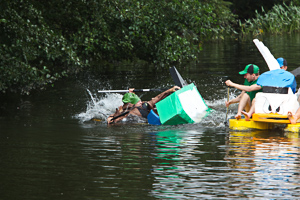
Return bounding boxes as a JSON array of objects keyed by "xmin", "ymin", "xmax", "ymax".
[
  {"xmin": 239, "ymin": 64, "xmax": 259, "ymax": 75},
  {"xmin": 122, "ymin": 93, "xmax": 141, "ymax": 105}
]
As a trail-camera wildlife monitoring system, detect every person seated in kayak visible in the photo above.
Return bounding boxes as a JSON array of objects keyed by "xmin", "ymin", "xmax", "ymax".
[
  {"xmin": 241, "ymin": 57, "xmax": 289, "ymax": 120},
  {"xmin": 225, "ymin": 64, "xmax": 262, "ymax": 120},
  {"xmin": 107, "ymin": 86, "xmax": 180, "ymax": 124}
]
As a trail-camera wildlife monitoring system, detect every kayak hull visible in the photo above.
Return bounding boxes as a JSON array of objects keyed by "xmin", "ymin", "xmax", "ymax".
[
  {"xmin": 229, "ymin": 119, "xmax": 274, "ymax": 131},
  {"xmin": 229, "ymin": 117, "xmax": 300, "ymax": 132},
  {"xmin": 229, "ymin": 90, "xmax": 300, "ymax": 132},
  {"xmin": 252, "ymin": 113, "xmax": 289, "ymax": 124}
]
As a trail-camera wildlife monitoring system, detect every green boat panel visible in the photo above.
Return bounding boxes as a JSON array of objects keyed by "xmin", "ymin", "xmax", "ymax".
[{"xmin": 156, "ymin": 83, "xmax": 209, "ymax": 125}]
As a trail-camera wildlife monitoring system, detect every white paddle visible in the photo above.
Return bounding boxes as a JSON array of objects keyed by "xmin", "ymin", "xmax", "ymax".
[{"xmin": 98, "ymin": 89, "xmax": 164, "ymax": 93}]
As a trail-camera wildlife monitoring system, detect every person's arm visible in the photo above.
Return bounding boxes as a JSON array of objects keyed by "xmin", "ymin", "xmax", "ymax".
[
  {"xmin": 225, "ymin": 80, "xmax": 261, "ymax": 92},
  {"xmin": 147, "ymin": 86, "xmax": 180, "ymax": 109}
]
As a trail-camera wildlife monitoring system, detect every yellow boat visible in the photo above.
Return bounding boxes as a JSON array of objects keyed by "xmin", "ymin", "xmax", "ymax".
[
  {"xmin": 227, "ymin": 39, "xmax": 300, "ymax": 132},
  {"xmin": 229, "ymin": 113, "xmax": 300, "ymax": 132},
  {"xmin": 229, "ymin": 82, "xmax": 300, "ymax": 132}
]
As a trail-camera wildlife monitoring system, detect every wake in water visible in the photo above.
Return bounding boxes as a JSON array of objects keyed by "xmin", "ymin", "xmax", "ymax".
[
  {"xmin": 76, "ymin": 89, "xmax": 238, "ymax": 127},
  {"xmin": 200, "ymin": 92, "xmax": 238, "ymax": 128}
]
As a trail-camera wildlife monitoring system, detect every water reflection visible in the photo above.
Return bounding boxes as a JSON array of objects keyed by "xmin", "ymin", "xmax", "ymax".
[
  {"xmin": 226, "ymin": 131, "xmax": 300, "ymax": 199},
  {"xmin": 150, "ymin": 129, "xmax": 228, "ymax": 199},
  {"xmin": 148, "ymin": 128, "xmax": 300, "ymax": 199},
  {"xmin": 3, "ymin": 34, "xmax": 300, "ymax": 199}
]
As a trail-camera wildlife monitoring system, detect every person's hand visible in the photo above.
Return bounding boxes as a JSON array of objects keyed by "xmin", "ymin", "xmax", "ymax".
[
  {"xmin": 225, "ymin": 101, "xmax": 230, "ymax": 107},
  {"xmin": 128, "ymin": 88, "xmax": 135, "ymax": 93},
  {"xmin": 135, "ymin": 100, "xmax": 142, "ymax": 107},
  {"xmin": 225, "ymin": 80, "xmax": 233, "ymax": 87},
  {"xmin": 171, "ymin": 86, "xmax": 181, "ymax": 92}
]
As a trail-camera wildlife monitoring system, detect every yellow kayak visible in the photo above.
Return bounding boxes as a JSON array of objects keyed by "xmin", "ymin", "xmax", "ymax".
[{"xmin": 229, "ymin": 113, "xmax": 300, "ymax": 132}]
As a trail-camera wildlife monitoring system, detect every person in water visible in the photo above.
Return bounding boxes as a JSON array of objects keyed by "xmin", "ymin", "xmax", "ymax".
[
  {"xmin": 107, "ymin": 86, "xmax": 180, "ymax": 124},
  {"xmin": 225, "ymin": 64, "xmax": 262, "ymax": 120},
  {"xmin": 241, "ymin": 57, "xmax": 289, "ymax": 120}
]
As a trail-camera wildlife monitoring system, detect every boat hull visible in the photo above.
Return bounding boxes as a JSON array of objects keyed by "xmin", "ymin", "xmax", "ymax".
[
  {"xmin": 229, "ymin": 90, "xmax": 300, "ymax": 131},
  {"xmin": 252, "ymin": 113, "xmax": 289, "ymax": 124},
  {"xmin": 229, "ymin": 117, "xmax": 300, "ymax": 132},
  {"xmin": 229, "ymin": 119, "xmax": 274, "ymax": 131}
]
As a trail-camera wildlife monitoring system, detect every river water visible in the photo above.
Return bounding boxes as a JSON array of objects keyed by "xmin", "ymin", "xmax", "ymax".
[{"xmin": 1, "ymin": 34, "xmax": 300, "ymax": 199}]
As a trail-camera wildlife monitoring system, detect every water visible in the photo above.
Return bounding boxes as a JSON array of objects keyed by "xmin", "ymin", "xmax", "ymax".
[{"xmin": 1, "ymin": 34, "xmax": 300, "ymax": 199}]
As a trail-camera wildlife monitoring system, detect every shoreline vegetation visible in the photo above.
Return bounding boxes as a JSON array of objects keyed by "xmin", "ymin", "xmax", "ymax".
[
  {"xmin": 240, "ymin": 3, "xmax": 300, "ymax": 37},
  {"xmin": 1, "ymin": 0, "xmax": 300, "ymax": 94}
]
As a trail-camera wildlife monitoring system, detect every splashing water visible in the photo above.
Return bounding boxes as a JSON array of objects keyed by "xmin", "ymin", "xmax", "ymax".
[
  {"xmin": 75, "ymin": 88, "xmax": 238, "ymax": 127},
  {"xmin": 201, "ymin": 92, "xmax": 238, "ymax": 127},
  {"xmin": 76, "ymin": 89, "xmax": 124, "ymax": 123}
]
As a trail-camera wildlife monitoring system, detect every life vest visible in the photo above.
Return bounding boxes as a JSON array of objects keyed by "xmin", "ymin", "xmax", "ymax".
[{"xmin": 137, "ymin": 102, "xmax": 150, "ymax": 118}]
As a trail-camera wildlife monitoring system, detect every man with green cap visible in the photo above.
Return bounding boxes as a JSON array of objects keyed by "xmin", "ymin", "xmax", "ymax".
[
  {"xmin": 225, "ymin": 64, "xmax": 262, "ymax": 120},
  {"xmin": 107, "ymin": 86, "xmax": 180, "ymax": 124}
]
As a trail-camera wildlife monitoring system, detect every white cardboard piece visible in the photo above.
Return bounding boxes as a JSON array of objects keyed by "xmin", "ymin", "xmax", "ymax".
[
  {"xmin": 178, "ymin": 87, "xmax": 208, "ymax": 123},
  {"xmin": 253, "ymin": 39, "xmax": 280, "ymax": 71},
  {"xmin": 255, "ymin": 92, "xmax": 299, "ymax": 115}
]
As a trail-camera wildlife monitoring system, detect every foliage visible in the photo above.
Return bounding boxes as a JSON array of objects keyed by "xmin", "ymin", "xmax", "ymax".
[
  {"xmin": 67, "ymin": 0, "xmax": 237, "ymax": 64},
  {"xmin": 2, "ymin": 0, "xmax": 300, "ymax": 94},
  {"xmin": 0, "ymin": 0, "xmax": 236, "ymax": 94},
  {"xmin": 239, "ymin": 3, "xmax": 300, "ymax": 37},
  {"xmin": 0, "ymin": 1, "xmax": 82, "ymax": 94},
  {"xmin": 226, "ymin": 0, "xmax": 297, "ymax": 20}
]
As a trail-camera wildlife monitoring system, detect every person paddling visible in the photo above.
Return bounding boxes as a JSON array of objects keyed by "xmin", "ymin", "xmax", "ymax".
[
  {"xmin": 241, "ymin": 57, "xmax": 289, "ymax": 120},
  {"xmin": 107, "ymin": 86, "xmax": 180, "ymax": 124},
  {"xmin": 225, "ymin": 64, "xmax": 262, "ymax": 120}
]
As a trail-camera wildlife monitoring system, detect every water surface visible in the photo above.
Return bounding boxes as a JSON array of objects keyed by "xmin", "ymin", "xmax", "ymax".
[{"xmin": 1, "ymin": 35, "xmax": 300, "ymax": 199}]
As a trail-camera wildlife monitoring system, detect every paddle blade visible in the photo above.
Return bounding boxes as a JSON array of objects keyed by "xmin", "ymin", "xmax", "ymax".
[
  {"xmin": 169, "ymin": 66, "xmax": 187, "ymax": 88},
  {"xmin": 291, "ymin": 67, "xmax": 300, "ymax": 77}
]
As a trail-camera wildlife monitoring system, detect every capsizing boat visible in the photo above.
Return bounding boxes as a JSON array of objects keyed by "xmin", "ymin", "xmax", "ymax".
[
  {"xmin": 147, "ymin": 82, "xmax": 212, "ymax": 125},
  {"xmin": 100, "ymin": 66, "xmax": 212, "ymax": 126},
  {"xmin": 147, "ymin": 67, "xmax": 212, "ymax": 125}
]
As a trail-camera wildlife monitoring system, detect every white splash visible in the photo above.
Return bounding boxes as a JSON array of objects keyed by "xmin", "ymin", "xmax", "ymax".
[
  {"xmin": 75, "ymin": 88, "xmax": 239, "ymax": 127},
  {"xmin": 201, "ymin": 92, "xmax": 238, "ymax": 127},
  {"xmin": 76, "ymin": 89, "xmax": 123, "ymax": 123}
]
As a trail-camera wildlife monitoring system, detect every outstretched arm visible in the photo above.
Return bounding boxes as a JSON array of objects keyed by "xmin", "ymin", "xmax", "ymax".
[
  {"xmin": 147, "ymin": 86, "xmax": 180, "ymax": 109},
  {"xmin": 225, "ymin": 80, "xmax": 261, "ymax": 92}
]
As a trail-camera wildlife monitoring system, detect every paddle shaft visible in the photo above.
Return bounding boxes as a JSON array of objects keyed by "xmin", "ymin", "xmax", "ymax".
[
  {"xmin": 225, "ymin": 87, "xmax": 229, "ymax": 124},
  {"xmin": 98, "ymin": 89, "xmax": 164, "ymax": 93}
]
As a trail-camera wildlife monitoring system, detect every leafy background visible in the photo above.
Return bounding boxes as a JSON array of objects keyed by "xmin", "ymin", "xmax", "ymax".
[{"xmin": 0, "ymin": 0, "xmax": 300, "ymax": 94}]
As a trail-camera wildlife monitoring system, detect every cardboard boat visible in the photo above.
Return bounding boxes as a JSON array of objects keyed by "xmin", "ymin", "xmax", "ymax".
[{"xmin": 148, "ymin": 83, "xmax": 211, "ymax": 125}]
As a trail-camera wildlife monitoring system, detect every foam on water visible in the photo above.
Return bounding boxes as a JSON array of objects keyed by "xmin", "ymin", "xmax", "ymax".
[
  {"xmin": 76, "ymin": 89, "xmax": 123, "ymax": 123},
  {"xmin": 200, "ymin": 92, "xmax": 238, "ymax": 128}
]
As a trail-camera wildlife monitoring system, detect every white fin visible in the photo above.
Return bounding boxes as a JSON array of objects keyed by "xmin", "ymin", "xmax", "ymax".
[{"xmin": 253, "ymin": 39, "xmax": 280, "ymax": 71}]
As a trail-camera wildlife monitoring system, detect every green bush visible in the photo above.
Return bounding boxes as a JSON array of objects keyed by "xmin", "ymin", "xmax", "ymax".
[
  {"xmin": 0, "ymin": 1, "xmax": 82, "ymax": 94},
  {"xmin": 0, "ymin": 0, "xmax": 236, "ymax": 94}
]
